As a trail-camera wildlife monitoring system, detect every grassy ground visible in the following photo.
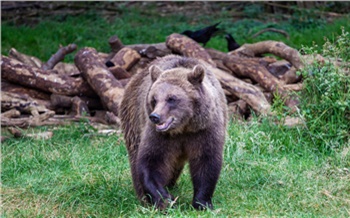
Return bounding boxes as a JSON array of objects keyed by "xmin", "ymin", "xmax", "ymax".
[{"xmin": 2, "ymin": 3, "xmax": 350, "ymax": 217}]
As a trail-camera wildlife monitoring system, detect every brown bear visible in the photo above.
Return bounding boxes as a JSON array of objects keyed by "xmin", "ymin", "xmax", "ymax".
[{"xmin": 119, "ymin": 54, "xmax": 227, "ymax": 210}]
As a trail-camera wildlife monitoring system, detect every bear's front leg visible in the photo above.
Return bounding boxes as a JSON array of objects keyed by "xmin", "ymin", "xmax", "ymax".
[
  {"xmin": 137, "ymin": 154, "xmax": 174, "ymax": 210},
  {"xmin": 189, "ymin": 150, "xmax": 223, "ymax": 210}
]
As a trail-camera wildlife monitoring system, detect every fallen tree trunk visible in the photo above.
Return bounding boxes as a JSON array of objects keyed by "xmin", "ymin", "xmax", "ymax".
[
  {"xmin": 223, "ymin": 55, "xmax": 286, "ymax": 94},
  {"xmin": 108, "ymin": 47, "xmax": 141, "ymax": 71},
  {"xmin": 1, "ymin": 55, "xmax": 97, "ymax": 97},
  {"xmin": 50, "ymin": 94, "xmax": 103, "ymax": 110},
  {"xmin": 1, "ymin": 80, "xmax": 51, "ymax": 101},
  {"xmin": 166, "ymin": 33, "xmax": 216, "ymax": 66},
  {"xmin": 205, "ymin": 63, "xmax": 272, "ymax": 115},
  {"xmin": 229, "ymin": 40, "xmax": 303, "ymax": 70},
  {"xmin": 9, "ymin": 48, "xmax": 43, "ymax": 68},
  {"xmin": 1, "ymin": 91, "xmax": 53, "ymax": 115},
  {"xmin": 74, "ymin": 47, "xmax": 124, "ymax": 116}
]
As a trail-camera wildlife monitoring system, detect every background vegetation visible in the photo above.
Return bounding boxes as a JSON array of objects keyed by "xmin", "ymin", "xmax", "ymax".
[{"xmin": 2, "ymin": 2, "xmax": 350, "ymax": 217}]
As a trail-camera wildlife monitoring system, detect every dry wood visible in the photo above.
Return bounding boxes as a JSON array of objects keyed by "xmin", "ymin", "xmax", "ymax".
[
  {"xmin": 283, "ymin": 83, "xmax": 303, "ymax": 92},
  {"xmin": 127, "ymin": 42, "xmax": 171, "ymax": 56},
  {"xmin": 229, "ymin": 40, "xmax": 303, "ymax": 69},
  {"xmin": 138, "ymin": 45, "xmax": 172, "ymax": 59},
  {"xmin": 203, "ymin": 62, "xmax": 272, "ymax": 115},
  {"xmin": 7, "ymin": 127, "xmax": 53, "ymax": 140},
  {"xmin": 8, "ymin": 48, "xmax": 43, "ymax": 68},
  {"xmin": 42, "ymin": 44, "xmax": 77, "ymax": 70},
  {"xmin": 1, "ymin": 55, "xmax": 97, "ymax": 97},
  {"xmin": 166, "ymin": 33, "xmax": 216, "ymax": 66},
  {"xmin": 50, "ymin": 94, "xmax": 103, "ymax": 110},
  {"xmin": 227, "ymin": 100, "xmax": 249, "ymax": 120},
  {"xmin": 223, "ymin": 55, "xmax": 286, "ymax": 94},
  {"xmin": 1, "ymin": 110, "xmax": 55, "ymax": 127},
  {"xmin": 53, "ymin": 62, "xmax": 81, "ymax": 76},
  {"xmin": 70, "ymin": 96, "xmax": 90, "ymax": 116},
  {"xmin": 1, "ymin": 91, "xmax": 53, "ymax": 116},
  {"xmin": 1, "ymin": 80, "xmax": 51, "ymax": 101},
  {"xmin": 283, "ymin": 116, "xmax": 305, "ymax": 127},
  {"xmin": 1, "ymin": 109, "xmax": 21, "ymax": 119},
  {"xmin": 74, "ymin": 47, "xmax": 124, "ymax": 116},
  {"xmin": 252, "ymin": 28, "xmax": 290, "ymax": 39},
  {"xmin": 109, "ymin": 67, "xmax": 132, "ymax": 79},
  {"xmin": 280, "ymin": 67, "xmax": 302, "ymax": 84},
  {"xmin": 109, "ymin": 35, "xmax": 124, "ymax": 53},
  {"xmin": 108, "ymin": 47, "xmax": 141, "ymax": 71}
]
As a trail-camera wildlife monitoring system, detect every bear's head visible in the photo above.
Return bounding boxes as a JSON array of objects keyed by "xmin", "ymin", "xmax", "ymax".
[{"xmin": 146, "ymin": 64, "xmax": 205, "ymax": 134}]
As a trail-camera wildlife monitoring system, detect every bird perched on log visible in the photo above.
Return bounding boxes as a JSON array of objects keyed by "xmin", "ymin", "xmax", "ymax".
[
  {"xmin": 225, "ymin": 34, "xmax": 241, "ymax": 51},
  {"xmin": 181, "ymin": 22, "xmax": 221, "ymax": 47}
]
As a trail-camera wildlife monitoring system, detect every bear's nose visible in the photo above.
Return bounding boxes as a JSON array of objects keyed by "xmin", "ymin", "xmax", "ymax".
[{"xmin": 149, "ymin": 113, "xmax": 161, "ymax": 124}]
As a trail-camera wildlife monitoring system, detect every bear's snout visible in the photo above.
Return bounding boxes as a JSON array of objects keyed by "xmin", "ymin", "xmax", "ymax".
[{"xmin": 149, "ymin": 113, "xmax": 161, "ymax": 124}]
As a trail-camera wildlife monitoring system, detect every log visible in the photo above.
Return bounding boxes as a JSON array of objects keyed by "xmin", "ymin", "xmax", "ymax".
[
  {"xmin": 138, "ymin": 45, "xmax": 172, "ymax": 59},
  {"xmin": 108, "ymin": 47, "xmax": 141, "ymax": 71},
  {"xmin": 50, "ymin": 94, "xmax": 103, "ymax": 110},
  {"xmin": 1, "ymin": 110, "xmax": 56, "ymax": 127},
  {"xmin": 1, "ymin": 55, "xmax": 97, "ymax": 97},
  {"xmin": 109, "ymin": 67, "xmax": 132, "ymax": 79},
  {"xmin": 202, "ymin": 61, "xmax": 271, "ymax": 115},
  {"xmin": 1, "ymin": 91, "xmax": 53, "ymax": 116},
  {"xmin": 166, "ymin": 33, "xmax": 216, "ymax": 66},
  {"xmin": 229, "ymin": 40, "xmax": 303, "ymax": 70},
  {"xmin": 223, "ymin": 55, "xmax": 286, "ymax": 94},
  {"xmin": 283, "ymin": 83, "xmax": 303, "ymax": 92},
  {"xmin": 1, "ymin": 80, "xmax": 51, "ymax": 101},
  {"xmin": 8, "ymin": 48, "xmax": 43, "ymax": 68},
  {"xmin": 127, "ymin": 42, "xmax": 172, "ymax": 56},
  {"xmin": 41, "ymin": 44, "xmax": 77, "ymax": 70},
  {"xmin": 74, "ymin": 47, "xmax": 124, "ymax": 116},
  {"xmin": 1, "ymin": 109, "xmax": 21, "ymax": 119},
  {"xmin": 70, "ymin": 96, "xmax": 90, "ymax": 116},
  {"xmin": 228, "ymin": 100, "xmax": 249, "ymax": 120},
  {"xmin": 109, "ymin": 35, "xmax": 124, "ymax": 53},
  {"xmin": 252, "ymin": 28, "xmax": 290, "ymax": 39},
  {"xmin": 53, "ymin": 62, "xmax": 81, "ymax": 77},
  {"xmin": 108, "ymin": 35, "xmax": 172, "ymax": 58}
]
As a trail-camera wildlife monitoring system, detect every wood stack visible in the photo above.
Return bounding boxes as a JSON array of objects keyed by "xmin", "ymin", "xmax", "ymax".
[{"xmin": 1, "ymin": 33, "xmax": 311, "ymax": 132}]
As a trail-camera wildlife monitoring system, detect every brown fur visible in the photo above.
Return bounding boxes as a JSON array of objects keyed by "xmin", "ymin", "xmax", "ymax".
[{"xmin": 119, "ymin": 55, "xmax": 227, "ymax": 210}]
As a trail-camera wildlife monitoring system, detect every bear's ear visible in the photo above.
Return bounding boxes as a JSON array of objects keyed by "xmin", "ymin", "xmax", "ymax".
[
  {"xmin": 188, "ymin": 65, "xmax": 205, "ymax": 85},
  {"xmin": 149, "ymin": 65, "xmax": 162, "ymax": 82}
]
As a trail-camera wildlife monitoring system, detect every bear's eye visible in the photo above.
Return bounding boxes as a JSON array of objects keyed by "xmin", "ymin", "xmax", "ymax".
[
  {"xmin": 167, "ymin": 96, "xmax": 177, "ymax": 104},
  {"xmin": 151, "ymin": 98, "xmax": 157, "ymax": 108}
]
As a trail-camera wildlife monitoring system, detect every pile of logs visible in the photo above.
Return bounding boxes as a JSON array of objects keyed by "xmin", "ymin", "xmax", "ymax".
[{"xmin": 2, "ymin": 33, "xmax": 313, "ymax": 134}]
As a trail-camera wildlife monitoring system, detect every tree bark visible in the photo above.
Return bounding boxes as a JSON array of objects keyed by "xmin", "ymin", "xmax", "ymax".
[
  {"xmin": 229, "ymin": 40, "xmax": 303, "ymax": 69},
  {"xmin": 74, "ymin": 47, "xmax": 124, "ymax": 116},
  {"xmin": 8, "ymin": 48, "xmax": 43, "ymax": 68},
  {"xmin": 205, "ymin": 63, "xmax": 272, "ymax": 115},
  {"xmin": 223, "ymin": 55, "xmax": 286, "ymax": 94},
  {"xmin": 1, "ymin": 55, "xmax": 97, "ymax": 97},
  {"xmin": 41, "ymin": 43, "xmax": 77, "ymax": 70},
  {"xmin": 166, "ymin": 33, "xmax": 216, "ymax": 66},
  {"xmin": 108, "ymin": 47, "xmax": 141, "ymax": 71}
]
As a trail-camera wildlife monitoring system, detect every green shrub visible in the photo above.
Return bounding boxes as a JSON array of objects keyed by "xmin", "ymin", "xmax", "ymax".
[{"xmin": 299, "ymin": 27, "xmax": 350, "ymax": 150}]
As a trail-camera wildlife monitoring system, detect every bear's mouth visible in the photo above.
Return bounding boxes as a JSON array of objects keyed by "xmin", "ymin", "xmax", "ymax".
[{"xmin": 156, "ymin": 117, "xmax": 174, "ymax": 132}]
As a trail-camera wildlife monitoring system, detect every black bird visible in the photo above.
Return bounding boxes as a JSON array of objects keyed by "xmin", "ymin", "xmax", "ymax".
[
  {"xmin": 225, "ymin": 34, "xmax": 241, "ymax": 51},
  {"xmin": 181, "ymin": 22, "xmax": 221, "ymax": 47}
]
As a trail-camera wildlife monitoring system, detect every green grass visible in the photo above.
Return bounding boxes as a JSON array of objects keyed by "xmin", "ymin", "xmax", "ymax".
[
  {"xmin": 2, "ymin": 120, "xmax": 349, "ymax": 217},
  {"xmin": 1, "ymin": 4, "xmax": 350, "ymax": 217}
]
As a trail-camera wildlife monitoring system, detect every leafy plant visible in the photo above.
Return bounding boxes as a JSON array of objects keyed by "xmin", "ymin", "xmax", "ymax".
[{"xmin": 299, "ymin": 27, "xmax": 350, "ymax": 150}]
